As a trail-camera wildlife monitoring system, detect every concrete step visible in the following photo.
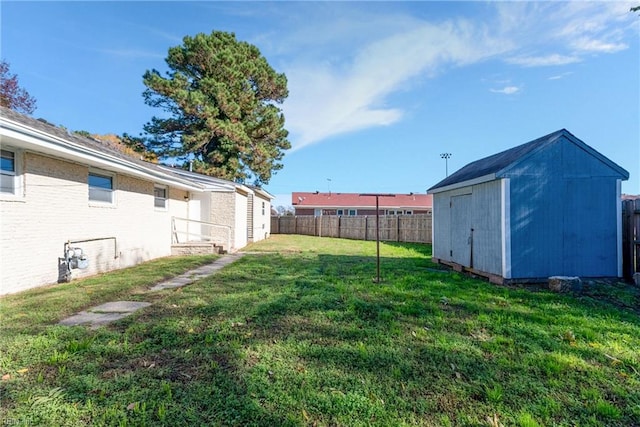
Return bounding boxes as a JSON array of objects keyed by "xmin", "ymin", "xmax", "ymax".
[{"xmin": 171, "ymin": 242, "xmax": 226, "ymax": 256}]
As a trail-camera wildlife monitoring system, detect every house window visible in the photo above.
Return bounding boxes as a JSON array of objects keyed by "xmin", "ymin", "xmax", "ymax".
[
  {"xmin": 88, "ymin": 171, "xmax": 114, "ymax": 203},
  {"xmin": 337, "ymin": 209, "xmax": 344, "ymax": 216},
  {"xmin": 0, "ymin": 149, "xmax": 17, "ymax": 195},
  {"xmin": 262, "ymin": 201, "xmax": 265, "ymax": 215},
  {"xmin": 404, "ymin": 210, "xmax": 413, "ymax": 215},
  {"xmin": 348, "ymin": 209, "xmax": 357, "ymax": 216},
  {"xmin": 154, "ymin": 185, "xmax": 167, "ymax": 209}
]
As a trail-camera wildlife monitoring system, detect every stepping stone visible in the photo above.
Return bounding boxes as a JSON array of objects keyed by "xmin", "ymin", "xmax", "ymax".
[
  {"xmin": 91, "ymin": 301, "xmax": 151, "ymax": 313},
  {"xmin": 59, "ymin": 254, "xmax": 245, "ymax": 327},
  {"xmin": 149, "ymin": 253, "xmax": 245, "ymax": 292},
  {"xmin": 149, "ymin": 277, "xmax": 193, "ymax": 291},
  {"xmin": 59, "ymin": 301, "xmax": 151, "ymax": 328}
]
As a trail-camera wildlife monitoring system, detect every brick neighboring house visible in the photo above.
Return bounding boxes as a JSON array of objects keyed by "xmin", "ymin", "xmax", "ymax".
[
  {"xmin": 0, "ymin": 107, "xmax": 272, "ymax": 295},
  {"xmin": 291, "ymin": 192, "xmax": 433, "ymax": 216}
]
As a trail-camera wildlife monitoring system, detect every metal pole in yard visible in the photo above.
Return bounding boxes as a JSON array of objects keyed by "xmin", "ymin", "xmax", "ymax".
[
  {"xmin": 376, "ymin": 196, "xmax": 380, "ymax": 281},
  {"xmin": 359, "ymin": 193, "xmax": 395, "ymax": 283}
]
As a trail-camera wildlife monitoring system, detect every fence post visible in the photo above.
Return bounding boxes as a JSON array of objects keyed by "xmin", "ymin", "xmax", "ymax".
[
  {"xmin": 623, "ymin": 200, "xmax": 631, "ymax": 280},
  {"xmin": 397, "ymin": 216, "xmax": 401, "ymax": 242},
  {"xmin": 622, "ymin": 199, "xmax": 640, "ymax": 281},
  {"xmin": 636, "ymin": 199, "xmax": 640, "ymax": 278},
  {"xmin": 365, "ymin": 216, "xmax": 368, "ymax": 241}
]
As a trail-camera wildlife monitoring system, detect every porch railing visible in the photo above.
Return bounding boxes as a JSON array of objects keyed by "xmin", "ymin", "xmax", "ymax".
[{"xmin": 171, "ymin": 216, "xmax": 232, "ymax": 252}]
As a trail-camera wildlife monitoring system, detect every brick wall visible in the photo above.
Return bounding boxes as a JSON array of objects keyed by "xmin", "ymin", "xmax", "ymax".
[
  {"xmin": 208, "ymin": 191, "xmax": 236, "ymax": 251},
  {"xmin": 0, "ymin": 151, "xmax": 188, "ymax": 295}
]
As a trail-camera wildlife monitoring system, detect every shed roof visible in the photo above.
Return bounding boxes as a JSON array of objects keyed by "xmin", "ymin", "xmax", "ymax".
[{"xmin": 428, "ymin": 129, "xmax": 629, "ymax": 193}]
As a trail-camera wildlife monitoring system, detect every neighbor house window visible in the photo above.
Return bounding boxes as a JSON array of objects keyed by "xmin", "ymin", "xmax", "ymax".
[
  {"xmin": 88, "ymin": 171, "xmax": 114, "ymax": 203},
  {"xmin": 348, "ymin": 209, "xmax": 357, "ymax": 216},
  {"xmin": 0, "ymin": 149, "xmax": 17, "ymax": 195},
  {"xmin": 154, "ymin": 185, "xmax": 167, "ymax": 209},
  {"xmin": 262, "ymin": 201, "xmax": 265, "ymax": 215},
  {"xmin": 337, "ymin": 209, "xmax": 344, "ymax": 216}
]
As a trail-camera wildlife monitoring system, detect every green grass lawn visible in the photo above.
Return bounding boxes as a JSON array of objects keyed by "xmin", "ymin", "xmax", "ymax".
[{"xmin": 1, "ymin": 236, "xmax": 639, "ymax": 426}]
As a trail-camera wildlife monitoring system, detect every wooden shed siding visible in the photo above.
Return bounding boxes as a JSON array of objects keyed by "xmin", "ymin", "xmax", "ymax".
[
  {"xmin": 508, "ymin": 172, "xmax": 563, "ymax": 278},
  {"xmin": 501, "ymin": 179, "xmax": 511, "ymax": 278},
  {"xmin": 470, "ymin": 180, "xmax": 502, "ymax": 275},
  {"xmin": 508, "ymin": 138, "xmax": 620, "ymax": 278},
  {"xmin": 562, "ymin": 178, "xmax": 618, "ymax": 276},
  {"xmin": 432, "ymin": 194, "xmax": 450, "ymax": 261}
]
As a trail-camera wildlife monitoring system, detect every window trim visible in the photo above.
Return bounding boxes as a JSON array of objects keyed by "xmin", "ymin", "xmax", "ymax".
[
  {"xmin": 154, "ymin": 184, "xmax": 168, "ymax": 210},
  {"xmin": 88, "ymin": 169, "xmax": 115, "ymax": 205},
  {"xmin": 0, "ymin": 148, "xmax": 23, "ymax": 199}
]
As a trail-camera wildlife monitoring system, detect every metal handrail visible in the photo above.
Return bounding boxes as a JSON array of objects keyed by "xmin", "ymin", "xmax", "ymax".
[{"xmin": 171, "ymin": 216, "xmax": 231, "ymax": 252}]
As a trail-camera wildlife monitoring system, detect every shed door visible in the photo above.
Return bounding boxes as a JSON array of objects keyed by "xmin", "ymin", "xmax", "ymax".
[{"xmin": 450, "ymin": 194, "xmax": 472, "ymax": 267}]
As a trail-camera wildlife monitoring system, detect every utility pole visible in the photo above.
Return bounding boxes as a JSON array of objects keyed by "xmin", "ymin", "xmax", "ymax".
[
  {"xmin": 359, "ymin": 193, "xmax": 396, "ymax": 283},
  {"xmin": 440, "ymin": 153, "xmax": 452, "ymax": 177}
]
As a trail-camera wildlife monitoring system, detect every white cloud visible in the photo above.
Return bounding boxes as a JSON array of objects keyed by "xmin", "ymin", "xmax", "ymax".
[
  {"xmin": 571, "ymin": 38, "xmax": 627, "ymax": 53},
  {"xmin": 274, "ymin": 2, "xmax": 638, "ymax": 151},
  {"xmin": 548, "ymin": 72, "xmax": 574, "ymax": 81},
  {"xmin": 507, "ymin": 54, "xmax": 582, "ymax": 67},
  {"xmin": 490, "ymin": 86, "xmax": 521, "ymax": 95},
  {"xmin": 496, "ymin": 1, "xmax": 635, "ymax": 66},
  {"xmin": 283, "ymin": 18, "xmax": 510, "ymax": 151}
]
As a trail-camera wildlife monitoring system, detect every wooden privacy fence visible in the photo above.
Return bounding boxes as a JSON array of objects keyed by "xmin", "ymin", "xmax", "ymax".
[
  {"xmin": 271, "ymin": 214, "xmax": 432, "ymax": 244},
  {"xmin": 622, "ymin": 199, "xmax": 640, "ymax": 281}
]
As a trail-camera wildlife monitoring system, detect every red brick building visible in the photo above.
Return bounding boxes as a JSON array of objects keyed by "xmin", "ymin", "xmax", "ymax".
[{"xmin": 291, "ymin": 192, "xmax": 432, "ymax": 216}]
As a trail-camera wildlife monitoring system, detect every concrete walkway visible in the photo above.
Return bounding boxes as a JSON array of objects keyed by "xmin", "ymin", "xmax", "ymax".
[{"xmin": 59, "ymin": 253, "xmax": 245, "ymax": 328}]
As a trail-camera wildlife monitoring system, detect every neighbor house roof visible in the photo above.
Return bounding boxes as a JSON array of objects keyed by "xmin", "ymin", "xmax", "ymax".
[
  {"xmin": 292, "ymin": 192, "xmax": 432, "ymax": 209},
  {"xmin": 428, "ymin": 129, "xmax": 629, "ymax": 193},
  {"xmin": 622, "ymin": 194, "xmax": 640, "ymax": 200}
]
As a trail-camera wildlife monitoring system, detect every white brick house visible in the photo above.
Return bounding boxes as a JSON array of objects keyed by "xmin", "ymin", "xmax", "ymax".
[{"xmin": 0, "ymin": 107, "xmax": 272, "ymax": 295}]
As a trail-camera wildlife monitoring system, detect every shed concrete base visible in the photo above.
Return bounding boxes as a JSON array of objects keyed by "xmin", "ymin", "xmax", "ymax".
[{"xmin": 548, "ymin": 276, "xmax": 583, "ymax": 293}]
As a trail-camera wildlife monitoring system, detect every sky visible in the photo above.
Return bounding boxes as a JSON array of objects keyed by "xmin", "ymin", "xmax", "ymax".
[{"xmin": 2, "ymin": 1, "xmax": 639, "ymax": 208}]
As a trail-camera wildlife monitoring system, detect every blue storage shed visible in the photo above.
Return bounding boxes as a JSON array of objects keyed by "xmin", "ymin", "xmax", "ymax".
[{"xmin": 427, "ymin": 129, "xmax": 629, "ymax": 284}]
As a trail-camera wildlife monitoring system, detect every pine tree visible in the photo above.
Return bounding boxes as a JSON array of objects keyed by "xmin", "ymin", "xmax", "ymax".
[{"xmin": 142, "ymin": 31, "xmax": 290, "ymax": 185}]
